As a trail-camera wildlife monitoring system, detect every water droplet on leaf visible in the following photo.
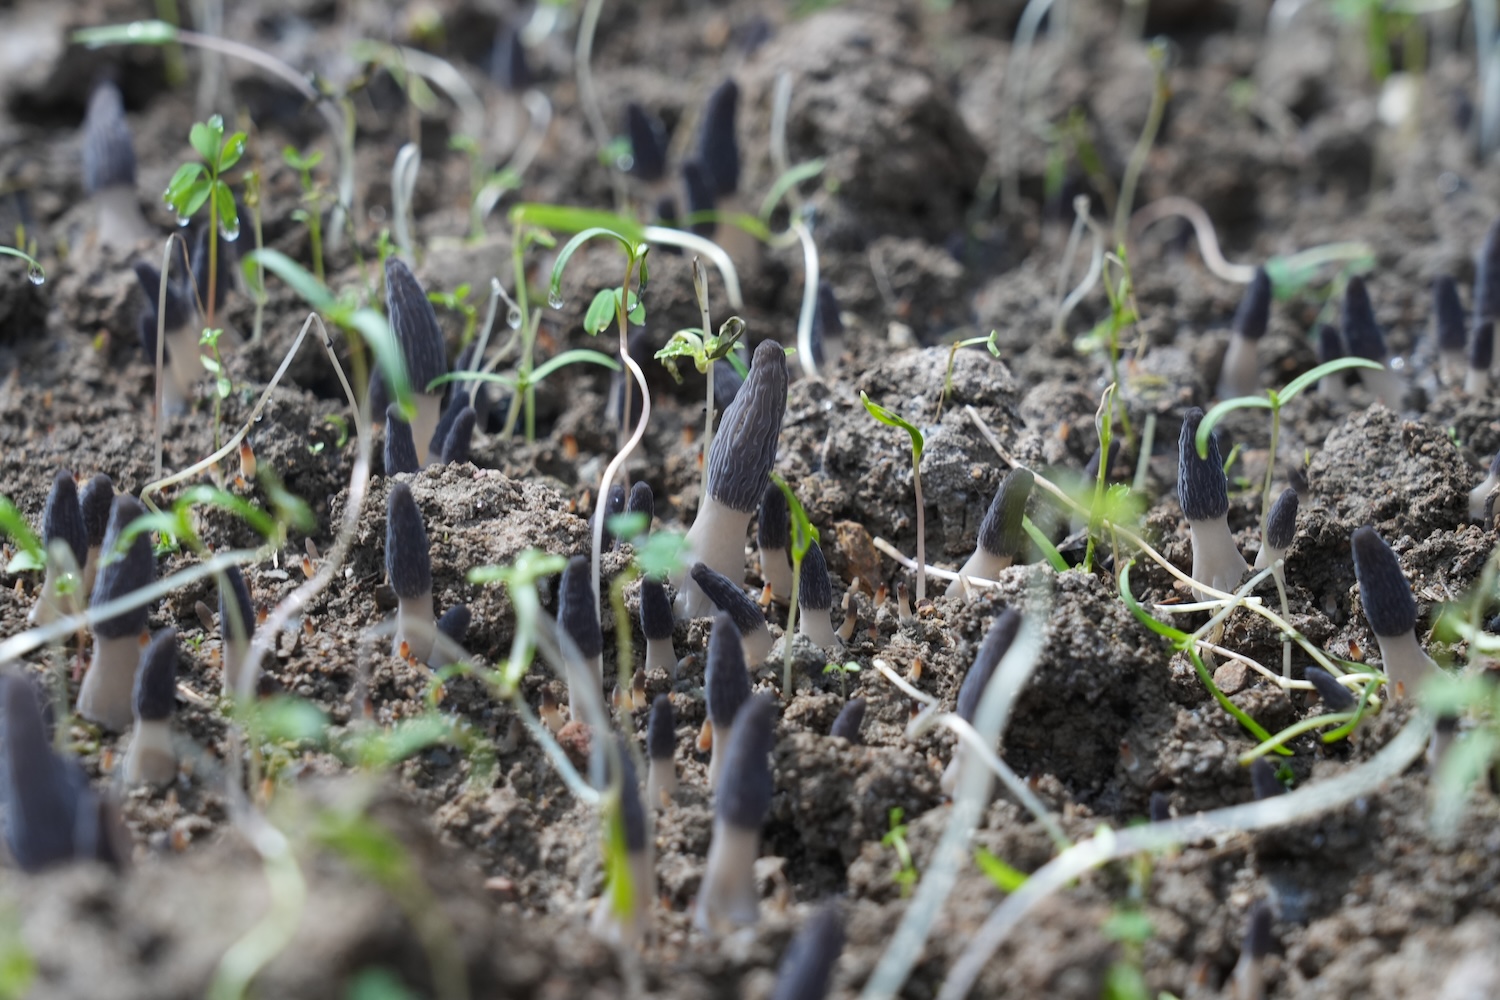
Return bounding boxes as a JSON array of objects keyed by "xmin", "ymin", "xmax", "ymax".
[
  {"xmin": 506, "ymin": 306, "xmax": 523, "ymax": 330},
  {"xmin": 547, "ymin": 291, "xmax": 565, "ymax": 309},
  {"xmin": 26, "ymin": 263, "xmax": 44, "ymax": 286},
  {"xmin": 220, "ymin": 220, "xmax": 240, "ymax": 242}
]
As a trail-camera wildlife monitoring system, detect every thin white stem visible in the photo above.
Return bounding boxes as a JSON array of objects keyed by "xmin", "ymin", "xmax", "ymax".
[
  {"xmin": 575, "ymin": 0, "xmax": 629, "ymax": 212},
  {"xmin": 592, "ymin": 321, "xmax": 652, "ymax": 622},
  {"xmin": 643, "ymin": 226, "xmax": 743, "ymax": 308},
  {"xmin": 793, "ymin": 219, "xmax": 821, "ymax": 380},
  {"xmin": 936, "ymin": 713, "xmax": 1434, "ymax": 1000},
  {"xmin": 1130, "ymin": 197, "xmax": 1256, "ymax": 284},
  {"xmin": 392, "ymin": 143, "xmax": 421, "ymax": 262}
]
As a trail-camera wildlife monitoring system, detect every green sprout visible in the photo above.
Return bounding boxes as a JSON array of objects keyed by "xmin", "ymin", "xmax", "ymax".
[
  {"xmin": 164, "ymin": 114, "xmax": 245, "ymax": 328},
  {"xmin": 973, "ymin": 846, "xmax": 1028, "ymax": 893},
  {"xmin": 860, "ymin": 391, "xmax": 927, "ymax": 602},
  {"xmin": 822, "ymin": 659, "xmax": 861, "ymax": 700},
  {"xmin": 0, "ymin": 245, "xmax": 44, "ymax": 285},
  {"xmin": 198, "ymin": 327, "xmax": 233, "ymax": 457},
  {"xmin": 881, "ymin": 807, "xmax": 918, "ymax": 898},
  {"xmin": 771, "ymin": 473, "xmax": 818, "ymax": 697},
  {"xmin": 241, "ymin": 169, "xmax": 267, "ymax": 342},
  {"xmin": 282, "ymin": 146, "xmax": 327, "ymax": 284},
  {"xmin": 427, "ymin": 283, "xmax": 479, "ymax": 347},
  {"xmin": 934, "ymin": 329, "xmax": 999, "ymax": 419}
]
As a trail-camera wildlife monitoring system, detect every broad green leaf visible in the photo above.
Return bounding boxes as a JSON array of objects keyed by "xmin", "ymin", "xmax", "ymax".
[
  {"xmin": 1279, "ymin": 356, "xmax": 1383, "ymax": 403},
  {"xmin": 190, "ymin": 117, "xmax": 224, "ymax": 166},
  {"xmin": 218, "ymin": 131, "xmax": 247, "ymax": 172},
  {"xmin": 584, "ymin": 288, "xmax": 617, "ymax": 335},
  {"xmin": 213, "ymin": 180, "xmax": 238, "ymax": 234}
]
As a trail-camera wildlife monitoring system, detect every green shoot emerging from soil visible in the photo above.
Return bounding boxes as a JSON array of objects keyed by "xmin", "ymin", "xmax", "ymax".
[
  {"xmin": 281, "ymin": 147, "xmax": 326, "ymax": 283},
  {"xmin": 770, "ymin": 473, "xmax": 818, "ymax": 696},
  {"xmin": 882, "ymin": 807, "xmax": 919, "ymax": 898},
  {"xmin": 823, "ymin": 660, "xmax": 861, "ymax": 700}
]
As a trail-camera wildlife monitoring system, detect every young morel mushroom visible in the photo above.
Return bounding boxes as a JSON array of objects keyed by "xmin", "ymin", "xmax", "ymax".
[
  {"xmin": 1470, "ymin": 451, "xmax": 1500, "ymax": 520},
  {"xmin": 384, "ymin": 405, "xmax": 420, "ymax": 476},
  {"xmin": 829, "ymin": 697, "xmax": 865, "ymax": 744},
  {"xmin": 640, "ymin": 576, "xmax": 677, "ymax": 677},
  {"xmin": 79, "ymin": 473, "xmax": 114, "ymax": 595},
  {"xmin": 941, "ymin": 607, "xmax": 1023, "ymax": 795},
  {"xmin": 1351, "ymin": 526, "xmax": 1438, "ymax": 697},
  {"xmin": 676, "ymin": 339, "xmax": 788, "ymax": 618},
  {"xmin": 627, "ymin": 480, "xmax": 654, "ymax": 525},
  {"xmin": 217, "ymin": 564, "xmax": 254, "ymax": 696},
  {"xmin": 599, "ymin": 484, "xmax": 627, "ymax": 548},
  {"xmin": 436, "ymin": 603, "xmax": 471, "ymax": 647},
  {"xmin": 386, "ymin": 483, "xmax": 436, "ymax": 664},
  {"xmin": 559, "ymin": 554, "xmax": 604, "ymax": 719},
  {"xmin": 133, "ymin": 259, "xmax": 204, "ymax": 416},
  {"xmin": 1342, "ymin": 276, "xmax": 1403, "ymax": 408},
  {"xmin": 1248, "ymin": 758, "xmax": 1283, "ymax": 800},
  {"xmin": 439, "ymin": 405, "xmax": 477, "ymax": 465},
  {"xmin": 1218, "ymin": 266, "xmax": 1272, "ymax": 400},
  {"xmin": 704, "ymin": 611, "xmax": 752, "ymax": 791},
  {"xmin": 1433, "ymin": 275, "xmax": 1467, "ymax": 385},
  {"xmin": 1178, "ymin": 408, "xmax": 1248, "ymax": 601},
  {"xmin": 1468, "ymin": 321, "xmax": 1494, "ymax": 395},
  {"xmin": 682, "ymin": 160, "xmax": 716, "ymax": 238},
  {"xmin": 810, "ymin": 280, "xmax": 844, "ymax": 370},
  {"xmin": 757, "ymin": 482, "xmax": 793, "ymax": 601},
  {"xmin": 122, "ymin": 628, "xmax": 178, "ymax": 787},
  {"xmin": 771, "ymin": 903, "xmax": 845, "ymax": 1000},
  {"xmin": 696, "ymin": 79, "xmax": 741, "ymax": 199},
  {"xmin": 0, "ymin": 675, "xmax": 120, "ymax": 871},
  {"xmin": 689, "ymin": 562, "xmax": 774, "ymax": 663},
  {"xmin": 1315, "ymin": 324, "xmax": 1348, "ymax": 404},
  {"xmin": 1253, "ymin": 487, "xmax": 1299, "ymax": 584},
  {"xmin": 30, "ymin": 471, "xmax": 88, "ymax": 625},
  {"xmin": 646, "ymin": 694, "xmax": 677, "ymax": 808},
  {"xmin": 385, "ymin": 259, "xmax": 449, "ymax": 465},
  {"xmin": 1304, "ymin": 665, "xmax": 1355, "ymax": 712},
  {"xmin": 78, "ymin": 496, "xmax": 155, "ymax": 731},
  {"xmin": 625, "ymin": 102, "xmax": 668, "ymax": 184},
  {"xmin": 947, "ymin": 467, "xmax": 1033, "ymax": 598},
  {"xmin": 82, "ymin": 80, "xmax": 150, "ymax": 252},
  {"xmin": 694, "ymin": 693, "xmax": 775, "ymax": 933},
  {"xmin": 798, "ymin": 541, "xmax": 840, "ymax": 650},
  {"xmin": 1478, "ymin": 215, "xmax": 1500, "ymax": 323},
  {"xmin": 1230, "ymin": 901, "xmax": 1275, "ymax": 1000},
  {"xmin": 592, "ymin": 738, "xmax": 654, "ymax": 947}
]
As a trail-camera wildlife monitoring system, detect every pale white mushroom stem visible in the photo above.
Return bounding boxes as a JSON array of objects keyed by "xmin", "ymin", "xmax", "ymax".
[
  {"xmin": 706, "ymin": 722, "xmax": 733, "ymax": 791},
  {"xmin": 799, "ymin": 607, "xmax": 840, "ymax": 650},
  {"xmin": 1188, "ymin": 516, "xmax": 1248, "ymax": 603},
  {"xmin": 1218, "ymin": 335, "xmax": 1259, "ymax": 400},
  {"xmin": 692, "ymin": 821, "xmax": 760, "ymax": 932},
  {"xmin": 944, "ymin": 551, "xmax": 1011, "ymax": 599},
  {"xmin": 395, "ymin": 592, "xmax": 436, "ymax": 664},
  {"xmin": 1373, "ymin": 628, "xmax": 1438, "ymax": 698},
  {"xmin": 122, "ymin": 718, "xmax": 176, "ymax": 786},
  {"xmin": 760, "ymin": 546, "xmax": 792, "ymax": 601},
  {"xmin": 741, "ymin": 624, "xmax": 775, "ymax": 664},
  {"xmin": 1469, "ymin": 474, "xmax": 1499, "ymax": 520},
  {"xmin": 592, "ymin": 848, "xmax": 655, "ymax": 947},
  {"xmin": 410, "ymin": 391, "xmax": 444, "ymax": 467},
  {"xmin": 676, "ymin": 497, "xmax": 752, "ymax": 618},
  {"xmin": 95, "ymin": 186, "xmax": 152, "ymax": 253},
  {"xmin": 1359, "ymin": 365, "xmax": 1404, "ymax": 409},
  {"xmin": 646, "ymin": 637, "xmax": 678, "ymax": 679},
  {"xmin": 29, "ymin": 566, "xmax": 81, "ymax": 626},
  {"xmin": 77, "ymin": 633, "xmax": 142, "ymax": 731},
  {"xmin": 223, "ymin": 634, "xmax": 248, "ymax": 697},
  {"xmin": 1467, "ymin": 367, "xmax": 1490, "ymax": 395},
  {"xmin": 647, "ymin": 758, "xmax": 677, "ymax": 810},
  {"xmin": 568, "ymin": 653, "xmax": 604, "ymax": 722}
]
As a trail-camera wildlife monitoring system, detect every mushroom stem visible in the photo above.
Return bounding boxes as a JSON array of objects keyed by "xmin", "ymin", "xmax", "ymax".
[
  {"xmin": 647, "ymin": 757, "xmax": 677, "ymax": 809},
  {"xmin": 95, "ymin": 185, "xmax": 151, "ymax": 253},
  {"xmin": 1467, "ymin": 367, "xmax": 1490, "ymax": 395},
  {"xmin": 223, "ymin": 635, "xmax": 248, "ymax": 696},
  {"xmin": 395, "ymin": 592, "xmax": 436, "ymax": 663},
  {"xmin": 1187, "ymin": 516, "xmax": 1248, "ymax": 602},
  {"xmin": 759, "ymin": 545, "xmax": 792, "ymax": 601},
  {"xmin": 122, "ymin": 718, "xmax": 176, "ymax": 786},
  {"xmin": 1372, "ymin": 628, "xmax": 1438, "ymax": 698},
  {"xmin": 939, "ymin": 744, "xmax": 972, "ymax": 797},
  {"xmin": 742, "ymin": 624, "xmax": 775, "ymax": 664},
  {"xmin": 29, "ymin": 566, "xmax": 81, "ymax": 626},
  {"xmin": 677, "ymin": 497, "xmax": 751, "ymax": 618},
  {"xmin": 645, "ymin": 636, "xmax": 677, "ymax": 679},
  {"xmin": 945, "ymin": 551, "xmax": 1012, "ymax": 598},
  {"xmin": 569, "ymin": 653, "xmax": 604, "ymax": 721},
  {"xmin": 592, "ymin": 848, "xmax": 655, "ymax": 947},
  {"xmin": 1440, "ymin": 349, "xmax": 1465, "ymax": 387},
  {"xmin": 83, "ymin": 544, "xmax": 102, "ymax": 596},
  {"xmin": 799, "ymin": 607, "xmax": 840, "ymax": 650},
  {"xmin": 77, "ymin": 633, "xmax": 143, "ymax": 731},
  {"xmin": 693, "ymin": 821, "xmax": 760, "ymax": 932},
  {"xmin": 1471, "ymin": 474, "xmax": 1500, "ymax": 520},
  {"xmin": 1218, "ymin": 334, "xmax": 1258, "ymax": 400},
  {"xmin": 410, "ymin": 391, "xmax": 444, "ymax": 467},
  {"xmin": 1359, "ymin": 365, "xmax": 1403, "ymax": 409}
]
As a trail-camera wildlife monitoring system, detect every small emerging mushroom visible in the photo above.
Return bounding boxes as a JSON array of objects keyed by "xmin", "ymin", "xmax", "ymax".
[
  {"xmin": 640, "ymin": 576, "xmax": 677, "ymax": 677},
  {"xmin": 78, "ymin": 496, "xmax": 155, "ymax": 731},
  {"xmin": 705, "ymin": 611, "xmax": 751, "ymax": 791},
  {"xmin": 941, "ymin": 607, "xmax": 1022, "ymax": 796},
  {"xmin": 646, "ymin": 694, "xmax": 677, "ymax": 808},
  {"xmin": 1217, "ymin": 266, "xmax": 1272, "ymax": 399},
  {"xmin": 757, "ymin": 482, "xmax": 793, "ymax": 602},
  {"xmin": 82, "ymin": 80, "xmax": 150, "ymax": 253},
  {"xmin": 1433, "ymin": 276, "xmax": 1467, "ymax": 386},
  {"xmin": 558, "ymin": 554, "xmax": 603, "ymax": 719},
  {"xmin": 1470, "ymin": 451, "xmax": 1500, "ymax": 520},
  {"xmin": 122, "ymin": 628, "xmax": 178, "ymax": 787},
  {"xmin": 1305, "ymin": 665, "xmax": 1355, "ymax": 712},
  {"xmin": 1252, "ymin": 487, "xmax": 1299, "ymax": 589},
  {"xmin": 217, "ymin": 565, "xmax": 254, "ymax": 696},
  {"xmin": 689, "ymin": 562, "xmax": 775, "ymax": 663},
  {"xmin": 1178, "ymin": 408, "xmax": 1247, "ymax": 602},
  {"xmin": 385, "ymin": 259, "xmax": 449, "ymax": 466},
  {"xmin": 947, "ymin": 467, "xmax": 1033, "ymax": 598},
  {"xmin": 1468, "ymin": 321, "xmax": 1494, "ymax": 395},
  {"xmin": 829, "ymin": 697, "xmax": 865, "ymax": 744},
  {"xmin": 1315, "ymin": 324, "xmax": 1348, "ymax": 405},
  {"xmin": 798, "ymin": 541, "xmax": 840, "ymax": 651},
  {"xmin": 1248, "ymin": 758, "xmax": 1283, "ymax": 800},
  {"xmin": 1229, "ymin": 901, "xmax": 1274, "ymax": 1000},
  {"xmin": 30, "ymin": 471, "xmax": 88, "ymax": 626},
  {"xmin": 1351, "ymin": 526, "xmax": 1438, "ymax": 697},
  {"xmin": 78, "ymin": 474, "xmax": 114, "ymax": 596},
  {"xmin": 694, "ymin": 693, "xmax": 775, "ymax": 933},
  {"xmin": 625, "ymin": 102, "xmax": 668, "ymax": 184},
  {"xmin": 1342, "ymin": 276, "xmax": 1403, "ymax": 408},
  {"xmin": 384, "ymin": 405, "xmax": 420, "ymax": 476},
  {"xmin": 771, "ymin": 903, "xmax": 845, "ymax": 1000},
  {"xmin": 676, "ymin": 339, "xmax": 788, "ymax": 618},
  {"xmin": 591, "ymin": 738, "xmax": 654, "ymax": 947},
  {"xmin": 386, "ymin": 483, "xmax": 436, "ymax": 663}
]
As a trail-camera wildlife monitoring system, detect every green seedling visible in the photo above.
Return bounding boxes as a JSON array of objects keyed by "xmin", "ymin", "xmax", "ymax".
[
  {"xmin": 823, "ymin": 660, "xmax": 861, "ymax": 699},
  {"xmin": 282, "ymin": 147, "xmax": 327, "ymax": 283},
  {"xmin": 1101, "ymin": 905, "xmax": 1155, "ymax": 1000},
  {"xmin": 934, "ymin": 329, "xmax": 999, "ymax": 419},
  {"xmin": 0, "ymin": 496, "xmax": 45, "ymax": 573},
  {"xmin": 1074, "ymin": 251, "xmax": 1140, "ymax": 451},
  {"xmin": 771, "ymin": 473, "xmax": 819, "ymax": 697},
  {"xmin": 1331, "ymin": 0, "xmax": 1426, "ymax": 83},
  {"xmin": 860, "ymin": 392, "xmax": 927, "ymax": 602},
  {"xmin": 467, "ymin": 550, "xmax": 567, "ymax": 697},
  {"xmin": 1113, "ymin": 38, "xmax": 1170, "ymax": 249},
  {"xmin": 602, "ymin": 512, "xmax": 687, "ymax": 717},
  {"xmin": 881, "ymin": 807, "xmax": 919, "ymax": 898},
  {"xmin": 164, "ymin": 115, "xmax": 244, "ymax": 327},
  {"xmin": 198, "ymin": 327, "xmax": 233, "ymax": 456},
  {"xmin": 0, "ymin": 907, "xmax": 35, "ymax": 1000},
  {"xmin": 973, "ymin": 846, "xmax": 1028, "ymax": 893},
  {"xmin": 241, "ymin": 169, "xmax": 267, "ymax": 341},
  {"xmin": 0, "ymin": 245, "xmax": 44, "ymax": 285}
]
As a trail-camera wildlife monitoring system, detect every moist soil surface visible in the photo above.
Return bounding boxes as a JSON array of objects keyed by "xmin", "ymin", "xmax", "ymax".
[{"xmin": 2, "ymin": 1, "xmax": 1500, "ymax": 998}]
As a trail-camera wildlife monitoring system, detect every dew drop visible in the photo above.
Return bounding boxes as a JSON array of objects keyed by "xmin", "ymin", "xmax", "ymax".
[
  {"xmin": 220, "ymin": 220, "xmax": 241, "ymax": 242},
  {"xmin": 26, "ymin": 263, "xmax": 45, "ymax": 286},
  {"xmin": 176, "ymin": 215, "xmax": 192, "ymax": 228},
  {"xmin": 547, "ymin": 291, "xmax": 565, "ymax": 309},
  {"xmin": 506, "ymin": 306, "xmax": 523, "ymax": 330}
]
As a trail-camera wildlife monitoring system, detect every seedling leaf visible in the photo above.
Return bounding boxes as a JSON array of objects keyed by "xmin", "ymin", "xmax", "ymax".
[{"xmin": 860, "ymin": 391, "xmax": 924, "ymax": 462}]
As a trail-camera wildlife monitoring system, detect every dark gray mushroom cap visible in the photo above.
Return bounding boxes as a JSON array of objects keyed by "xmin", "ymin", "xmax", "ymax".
[
  {"xmin": 90, "ymin": 496, "xmax": 154, "ymax": 640},
  {"xmin": 689, "ymin": 562, "xmax": 767, "ymax": 635},
  {"xmin": 218, "ymin": 565, "xmax": 254, "ymax": 646},
  {"xmin": 82, "ymin": 81, "xmax": 136, "ymax": 193},
  {"xmin": 385, "ymin": 483, "xmax": 432, "ymax": 601},
  {"xmin": 647, "ymin": 694, "xmax": 675, "ymax": 761},
  {"xmin": 978, "ymin": 468, "xmax": 1034, "ymax": 559},
  {"xmin": 557, "ymin": 554, "xmax": 603, "ymax": 659},
  {"xmin": 955, "ymin": 608, "xmax": 1022, "ymax": 724},
  {"xmin": 1177, "ymin": 408, "xmax": 1229, "ymax": 522},
  {"xmin": 133, "ymin": 628, "xmax": 178, "ymax": 722},
  {"xmin": 383, "ymin": 406, "xmax": 419, "ymax": 476},
  {"xmin": 716, "ymin": 693, "xmax": 776, "ymax": 829},
  {"xmin": 1350, "ymin": 526, "xmax": 1416, "ymax": 638},
  {"xmin": 1341, "ymin": 276, "xmax": 1387, "ymax": 362},
  {"xmin": 43, "ymin": 471, "xmax": 88, "ymax": 570},
  {"xmin": 384, "ymin": 259, "xmax": 448, "ymax": 393},
  {"xmin": 706, "ymin": 340, "xmax": 787, "ymax": 513},
  {"xmin": 1265, "ymin": 488, "xmax": 1299, "ymax": 552},
  {"xmin": 1233, "ymin": 267, "xmax": 1272, "ymax": 342},
  {"xmin": 771, "ymin": 902, "xmax": 846, "ymax": 1000},
  {"xmin": 1434, "ymin": 275, "xmax": 1466, "ymax": 353},
  {"xmin": 705, "ymin": 611, "xmax": 750, "ymax": 729}
]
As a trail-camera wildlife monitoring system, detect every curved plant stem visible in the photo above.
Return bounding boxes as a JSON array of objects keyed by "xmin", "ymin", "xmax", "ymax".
[
  {"xmin": 1129, "ymin": 196, "xmax": 1256, "ymax": 283},
  {"xmin": 793, "ymin": 219, "xmax": 821, "ymax": 380},
  {"xmin": 935, "ymin": 712, "xmax": 1433, "ymax": 1000},
  {"xmin": 1112, "ymin": 41, "xmax": 1170, "ymax": 250},
  {"xmin": 575, "ymin": 0, "xmax": 629, "ymax": 212}
]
